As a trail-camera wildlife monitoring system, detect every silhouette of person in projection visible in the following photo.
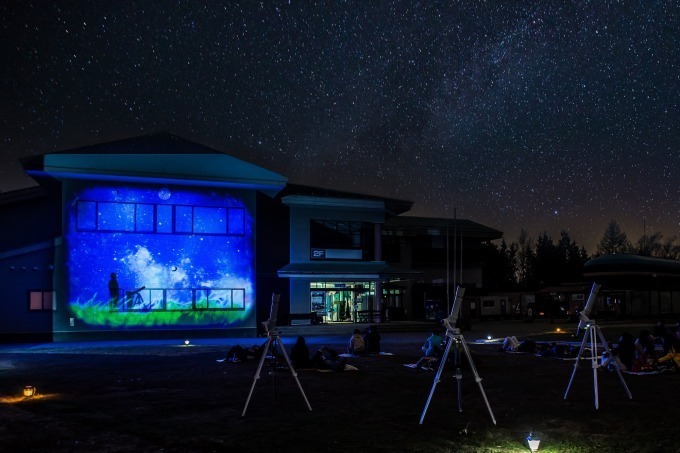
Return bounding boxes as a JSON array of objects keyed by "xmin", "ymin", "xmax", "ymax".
[{"xmin": 108, "ymin": 273, "xmax": 120, "ymax": 311}]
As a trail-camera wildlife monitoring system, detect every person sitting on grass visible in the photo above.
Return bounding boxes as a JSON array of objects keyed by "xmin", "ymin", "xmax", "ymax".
[
  {"xmin": 657, "ymin": 327, "xmax": 680, "ymax": 373},
  {"xmin": 600, "ymin": 332, "xmax": 635, "ymax": 371},
  {"xmin": 290, "ymin": 336, "xmax": 312, "ymax": 368},
  {"xmin": 408, "ymin": 331, "xmax": 445, "ymax": 371},
  {"xmin": 422, "ymin": 331, "xmax": 444, "ymax": 357},
  {"xmin": 633, "ymin": 329, "xmax": 658, "ymax": 372},
  {"xmin": 364, "ymin": 325, "xmax": 381, "ymax": 354},
  {"xmin": 348, "ymin": 328, "xmax": 366, "ymax": 355}
]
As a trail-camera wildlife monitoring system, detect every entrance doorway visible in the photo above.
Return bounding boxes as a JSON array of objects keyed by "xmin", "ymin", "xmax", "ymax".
[{"xmin": 309, "ymin": 282, "xmax": 374, "ymax": 323}]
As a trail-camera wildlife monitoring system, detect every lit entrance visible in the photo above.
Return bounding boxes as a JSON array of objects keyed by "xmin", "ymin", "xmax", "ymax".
[{"xmin": 310, "ymin": 282, "xmax": 375, "ymax": 323}]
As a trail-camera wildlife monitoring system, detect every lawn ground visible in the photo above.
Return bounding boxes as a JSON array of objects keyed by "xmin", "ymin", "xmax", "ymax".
[{"xmin": 1, "ymin": 320, "xmax": 678, "ymax": 452}]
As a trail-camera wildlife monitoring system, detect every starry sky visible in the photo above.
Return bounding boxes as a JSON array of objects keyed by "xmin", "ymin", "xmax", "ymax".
[{"xmin": 1, "ymin": 1, "xmax": 678, "ymax": 253}]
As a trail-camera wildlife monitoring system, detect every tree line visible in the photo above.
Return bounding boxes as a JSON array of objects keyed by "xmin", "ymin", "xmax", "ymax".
[{"xmin": 480, "ymin": 220, "xmax": 680, "ymax": 291}]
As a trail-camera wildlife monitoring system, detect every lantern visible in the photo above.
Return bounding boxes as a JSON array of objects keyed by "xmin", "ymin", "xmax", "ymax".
[
  {"xmin": 527, "ymin": 431, "xmax": 541, "ymax": 452},
  {"xmin": 23, "ymin": 386, "xmax": 36, "ymax": 397}
]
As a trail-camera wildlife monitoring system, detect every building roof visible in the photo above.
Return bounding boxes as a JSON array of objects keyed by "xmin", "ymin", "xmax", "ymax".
[
  {"xmin": 583, "ymin": 254, "xmax": 680, "ymax": 278},
  {"xmin": 536, "ymin": 282, "xmax": 597, "ymax": 294},
  {"xmin": 20, "ymin": 132, "xmax": 288, "ymax": 192},
  {"xmin": 383, "ymin": 216, "xmax": 503, "ymax": 240},
  {"xmin": 279, "ymin": 183, "xmax": 413, "ymax": 217},
  {"xmin": 0, "ymin": 185, "xmax": 49, "ymax": 205}
]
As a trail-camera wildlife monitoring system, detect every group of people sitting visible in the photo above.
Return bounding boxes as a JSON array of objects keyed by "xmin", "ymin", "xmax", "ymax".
[
  {"xmin": 286, "ymin": 325, "xmax": 383, "ymax": 371},
  {"xmin": 223, "ymin": 325, "xmax": 383, "ymax": 372},
  {"xmin": 603, "ymin": 323, "xmax": 680, "ymax": 373},
  {"xmin": 223, "ymin": 321, "xmax": 680, "ymax": 377},
  {"xmin": 497, "ymin": 320, "xmax": 680, "ymax": 374},
  {"xmin": 347, "ymin": 325, "xmax": 382, "ymax": 355}
]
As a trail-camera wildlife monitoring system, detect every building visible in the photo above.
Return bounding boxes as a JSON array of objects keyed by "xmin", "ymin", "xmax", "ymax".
[
  {"xmin": 0, "ymin": 133, "xmax": 503, "ymax": 342},
  {"xmin": 381, "ymin": 216, "xmax": 503, "ymax": 321},
  {"xmin": 276, "ymin": 184, "xmax": 418, "ymax": 325},
  {"xmin": 583, "ymin": 254, "xmax": 680, "ymax": 318}
]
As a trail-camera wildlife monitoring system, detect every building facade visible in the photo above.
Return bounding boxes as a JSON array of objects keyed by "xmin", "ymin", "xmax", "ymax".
[{"xmin": 1, "ymin": 133, "xmax": 505, "ymax": 342}]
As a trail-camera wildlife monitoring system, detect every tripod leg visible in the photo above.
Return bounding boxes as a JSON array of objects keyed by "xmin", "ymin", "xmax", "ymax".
[
  {"xmin": 455, "ymin": 344, "xmax": 462, "ymax": 413},
  {"xmin": 275, "ymin": 336, "xmax": 312, "ymax": 411},
  {"xmin": 459, "ymin": 335, "xmax": 496, "ymax": 425},
  {"xmin": 564, "ymin": 327, "xmax": 590, "ymax": 400},
  {"xmin": 595, "ymin": 326, "xmax": 632, "ymax": 400},
  {"xmin": 589, "ymin": 326, "xmax": 600, "ymax": 410},
  {"xmin": 419, "ymin": 335, "xmax": 454, "ymax": 424},
  {"xmin": 242, "ymin": 337, "xmax": 273, "ymax": 417}
]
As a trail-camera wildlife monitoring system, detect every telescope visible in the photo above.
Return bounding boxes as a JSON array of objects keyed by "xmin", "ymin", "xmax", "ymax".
[
  {"xmin": 242, "ymin": 293, "xmax": 312, "ymax": 416},
  {"xmin": 262, "ymin": 293, "xmax": 280, "ymax": 333},
  {"xmin": 125, "ymin": 285, "xmax": 146, "ymax": 297},
  {"xmin": 575, "ymin": 283, "xmax": 600, "ymax": 336},
  {"xmin": 564, "ymin": 282, "xmax": 632, "ymax": 409}
]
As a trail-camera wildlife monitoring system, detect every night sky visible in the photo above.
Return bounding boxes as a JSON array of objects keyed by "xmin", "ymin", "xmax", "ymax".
[{"xmin": 1, "ymin": 1, "xmax": 678, "ymax": 253}]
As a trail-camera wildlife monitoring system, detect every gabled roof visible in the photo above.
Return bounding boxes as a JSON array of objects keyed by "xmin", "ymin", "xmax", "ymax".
[
  {"xmin": 383, "ymin": 216, "xmax": 502, "ymax": 240},
  {"xmin": 21, "ymin": 132, "xmax": 288, "ymax": 192}
]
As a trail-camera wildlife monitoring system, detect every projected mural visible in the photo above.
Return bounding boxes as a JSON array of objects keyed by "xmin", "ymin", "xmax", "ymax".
[{"xmin": 65, "ymin": 184, "xmax": 255, "ymax": 330}]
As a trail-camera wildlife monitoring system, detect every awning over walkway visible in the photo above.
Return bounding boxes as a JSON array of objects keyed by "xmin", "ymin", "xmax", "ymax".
[{"xmin": 278, "ymin": 262, "xmax": 423, "ymax": 280}]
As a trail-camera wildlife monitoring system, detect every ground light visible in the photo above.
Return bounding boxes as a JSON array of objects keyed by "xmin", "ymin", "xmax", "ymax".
[
  {"xmin": 487, "ymin": 335, "xmax": 493, "ymax": 340},
  {"xmin": 526, "ymin": 431, "xmax": 541, "ymax": 452},
  {"xmin": 184, "ymin": 339, "xmax": 190, "ymax": 346},
  {"xmin": 23, "ymin": 386, "xmax": 36, "ymax": 398}
]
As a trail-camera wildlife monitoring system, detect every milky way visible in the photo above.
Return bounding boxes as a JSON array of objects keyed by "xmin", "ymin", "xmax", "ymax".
[{"xmin": 1, "ymin": 1, "xmax": 677, "ymax": 252}]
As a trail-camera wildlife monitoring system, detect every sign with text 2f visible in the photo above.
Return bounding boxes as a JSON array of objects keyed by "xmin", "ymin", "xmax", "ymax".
[{"xmin": 311, "ymin": 248, "xmax": 325, "ymax": 260}]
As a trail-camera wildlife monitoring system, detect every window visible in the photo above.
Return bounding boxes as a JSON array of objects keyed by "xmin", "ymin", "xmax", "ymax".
[
  {"xmin": 310, "ymin": 220, "xmax": 374, "ymax": 260},
  {"xmin": 157, "ymin": 205, "xmax": 173, "ymax": 233},
  {"xmin": 135, "ymin": 204, "xmax": 155, "ymax": 232},
  {"xmin": 482, "ymin": 300, "xmax": 495, "ymax": 308},
  {"xmin": 29, "ymin": 291, "xmax": 55, "ymax": 311},
  {"xmin": 194, "ymin": 207, "xmax": 227, "ymax": 234},
  {"xmin": 77, "ymin": 201, "xmax": 97, "ymax": 230},
  {"xmin": 175, "ymin": 206, "xmax": 193, "ymax": 233},
  {"xmin": 76, "ymin": 201, "xmax": 245, "ymax": 236},
  {"xmin": 98, "ymin": 202, "xmax": 135, "ymax": 231},
  {"xmin": 228, "ymin": 208, "xmax": 245, "ymax": 235}
]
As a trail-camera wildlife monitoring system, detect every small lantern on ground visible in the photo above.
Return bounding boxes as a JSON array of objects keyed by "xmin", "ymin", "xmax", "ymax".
[
  {"xmin": 527, "ymin": 431, "xmax": 541, "ymax": 452},
  {"xmin": 23, "ymin": 386, "xmax": 36, "ymax": 398}
]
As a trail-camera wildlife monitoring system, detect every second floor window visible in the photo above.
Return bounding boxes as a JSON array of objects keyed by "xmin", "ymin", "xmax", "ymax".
[{"xmin": 310, "ymin": 220, "xmax": 374, "ymax": 260}]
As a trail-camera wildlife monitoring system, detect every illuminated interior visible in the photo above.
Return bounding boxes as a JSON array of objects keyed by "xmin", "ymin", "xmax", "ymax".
[
  {"xmin": 310, "ymin": 282, "xmax": 375, "ymax": 322},
  {"xmin": 64, "ymin": 184, "xmax": 255, "ymax": 330}
]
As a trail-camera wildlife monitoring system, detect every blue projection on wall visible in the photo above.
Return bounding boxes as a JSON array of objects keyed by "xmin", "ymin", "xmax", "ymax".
[{"xmin": 66, "ymin": 185, "xmax": 255, "ymax": 330}]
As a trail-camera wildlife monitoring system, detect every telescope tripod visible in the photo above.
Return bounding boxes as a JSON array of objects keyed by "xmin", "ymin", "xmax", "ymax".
[
  {"xmin": 564, "ymin": 320, "xmax": 632, "ymax": 409},
  {"xmin": 420, "ymin": 325, "xmax": 497, "ymax": 425},
  {"xmin": 242, "ymin": 329, "xmax": 312, "ymax": 417}
]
